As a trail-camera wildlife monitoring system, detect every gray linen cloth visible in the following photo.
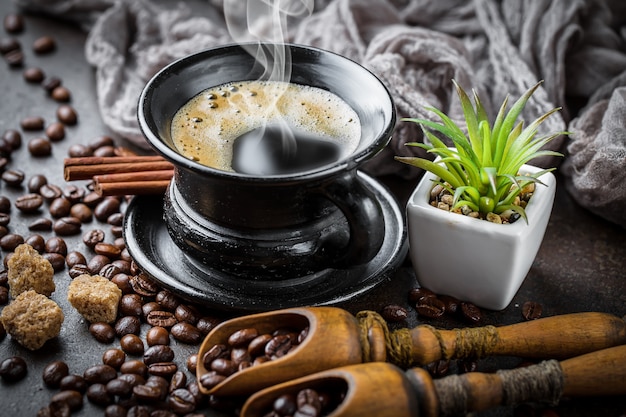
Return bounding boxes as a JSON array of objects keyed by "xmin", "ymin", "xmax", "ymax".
[{"xmin": 14, "ymin": 0, "xmax": 626, "ymax": 227}]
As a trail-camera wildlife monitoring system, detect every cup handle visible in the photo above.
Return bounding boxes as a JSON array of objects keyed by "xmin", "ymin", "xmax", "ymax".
[{"xmin": 318, "ymin": 171, "xmax": 385, "ymax": 267}]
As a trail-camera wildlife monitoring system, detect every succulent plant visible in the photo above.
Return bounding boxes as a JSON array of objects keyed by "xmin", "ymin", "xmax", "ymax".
[{"xmin": 396, "ymin": 80, "xmax": 566, "ymax": 223}]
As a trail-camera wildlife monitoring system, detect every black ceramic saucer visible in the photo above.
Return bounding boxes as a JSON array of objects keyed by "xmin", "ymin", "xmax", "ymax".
[{"xmin": 123, "ymin": 172, "xmax": 407, "ymax": 312}]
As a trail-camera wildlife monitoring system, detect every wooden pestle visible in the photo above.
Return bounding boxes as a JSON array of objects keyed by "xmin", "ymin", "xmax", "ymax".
[
  {"xmin": 197, "ymin": 307, "xmax": 626, "ymax": 397},
  {"xmin": 241, "ymin": 344, "xmax": 626, "ymax": 417}
]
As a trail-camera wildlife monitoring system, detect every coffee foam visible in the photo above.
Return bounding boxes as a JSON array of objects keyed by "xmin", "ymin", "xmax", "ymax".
[{"xmin": 171, "ymin": 80, "xmax": 361, "ymax": 171}]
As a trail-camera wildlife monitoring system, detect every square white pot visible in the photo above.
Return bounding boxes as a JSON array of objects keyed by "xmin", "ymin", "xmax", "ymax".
[{"xmin": 406, "ymin": 164, "xmax": 556, "ymax": 310}]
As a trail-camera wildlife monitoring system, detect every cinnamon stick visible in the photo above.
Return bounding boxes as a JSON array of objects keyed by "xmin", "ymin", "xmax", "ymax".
[
  {"xmin": 94, "ymin": 180, "xmax": 171, "ymax": 197},
  {"xmin": 64, "ymin": 160, "xmax": 174, "ymax": 181},
  {"xmin": 93, "ymin": 170, "xmax": 174, "ymax": 184}
]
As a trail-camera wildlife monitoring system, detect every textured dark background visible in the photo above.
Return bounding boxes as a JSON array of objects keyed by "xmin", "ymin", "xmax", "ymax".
[{"xmin": 0, "ymin": 2, "xmax": 625, "ymax": 416}]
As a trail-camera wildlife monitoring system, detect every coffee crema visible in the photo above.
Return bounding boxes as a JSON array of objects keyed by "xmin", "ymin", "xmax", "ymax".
[{"xmin": 171, "ymin": 80, "xmax": 361, "ymax": 173}]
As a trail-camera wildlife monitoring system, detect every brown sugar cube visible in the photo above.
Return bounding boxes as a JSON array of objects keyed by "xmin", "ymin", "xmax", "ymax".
[
  {"xmin": 8, "ymin": 243, "xmax": 55, "ymax": 298},
  {"xmin": 67, "ymin": 274, "xmax": 122, "ymax": 324},
  {"xmin": 0, "ymin": 290, "xmax": 64, "ymax": 350}
]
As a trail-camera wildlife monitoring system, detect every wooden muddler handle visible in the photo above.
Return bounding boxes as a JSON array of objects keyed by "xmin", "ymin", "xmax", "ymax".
[
  {"xmin": 403, "ymin": 312, "xmax": 626, "ymax": 366},
  {"xmin": 412, "ymin": 344, "xmax": 626, "ymax": 417}
]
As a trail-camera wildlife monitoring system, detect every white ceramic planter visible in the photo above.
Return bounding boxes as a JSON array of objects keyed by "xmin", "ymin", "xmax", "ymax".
[{"xmin": 406, "ymin": 164, "xmax": 556, "ymax": 310}]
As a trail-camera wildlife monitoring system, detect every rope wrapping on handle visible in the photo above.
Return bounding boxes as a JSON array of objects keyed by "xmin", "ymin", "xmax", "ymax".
[
  {"xmin": 355, "ymin": 310, "xmax": 414, "ymax": 368},
  {"xmin": 434, "ymin": 359, "xmax": 564, "ymax": 417}
]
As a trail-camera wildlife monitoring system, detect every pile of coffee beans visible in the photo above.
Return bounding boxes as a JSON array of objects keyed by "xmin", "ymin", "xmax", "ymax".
[
  {"xmin": 199, "ymin": 325, "xmax": 309, "ymax": 391},
  {"xmin": 262, "ymin": 386, "xmax": 345, "ymax": 417},
  {"xmin": 407, "ymin": 287, "xmax": 484, "ymax": 324}
]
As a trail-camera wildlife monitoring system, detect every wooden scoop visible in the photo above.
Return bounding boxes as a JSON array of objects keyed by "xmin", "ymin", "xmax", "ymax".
[
  {"xmin": 196, "ymin": 306, "xmax": 626, "ymax": 396},
  {"xmin": 241, "ymin": 344, "xmax": 626, "ymax": 417}
]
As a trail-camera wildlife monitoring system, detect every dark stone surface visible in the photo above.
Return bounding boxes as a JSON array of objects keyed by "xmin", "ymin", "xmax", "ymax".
[{"xmin": 0, "ymin": 2, "xmax": 624, "ymax": 417}]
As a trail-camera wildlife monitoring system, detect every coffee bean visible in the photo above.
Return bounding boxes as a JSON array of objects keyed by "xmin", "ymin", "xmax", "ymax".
[
  {"xmin": 82, "ymin": 191, "xmax": 103, "ymax": 207},
  {"xmin": 62, "ymin": 185, "xmax": 85, "ymax": 203},
  {"xmin": 24, "ymin": 235, "xmax": 44, "ymax": 253},
  {"xmin": 460, "ymin": 302, "xmax": 482, "ymax": 323},
  {"xmin": 84, "ymin": 364, "xmax": 117, "ymax": 385},
  {"xmin": 4, "ymin": 14, "xmax": 24, "ymax": 33},
  {"xmin": 408, "ymin": 287, "xmax": 436, "ymax": 303},
  {"xmin": 0, "ymin": 286, "xmax": 8, "ymax": 305},
  {"xmin": 202, "ymin": 344, "xmax": 229, "ymax": 369},
  {"xmin": 45, "ymin": 236, "xmax": 68, "ymax": 255},
  {"xmin": 23, "ymin": 67, "xmax": 45, "ymax": 83},
  {"xmin": 119, "ymin": 293, "xmax": 143, "ymax": 317},
  {"xmin": 51, "ymin": 86, "xmax": 71, "ymax": 102},
  {"xmin": 59, "ymin": 374, "xmax": 87, "ymax": 393},
  {"xmin": 14, "ymin": 193, "xmax": 44, "ymax": 213},
  {"xmin": 171, "ymin": 322, "xmax": 202, "ymax": 344},
  {"xmin": 43, "ymin": 253, "xmax": 66, "ymax": 272},
  {"xmin": 380, "ymin": 304, "xmax": 408, "ymax": 322},
  {"xmin": 168, "ymin": 388, "xmax": 197, "ymax": 414},
  {"xmin": 28, "ymin": 137, "xmax": 52, "ymax": 156},
  {"xmin": 45, "ymin": 122, "xmax": 65, "ymax": 141},
  {"xmin": 120, "ymin": 359, "xmax": 148, "ymax": 377},
  {"xmin": 40, "ymin": 183, "xmax": 63, "ymax": 201},
  {"xmin": 57, "ymin": 104, "xmax": 77, "ymax": 125},
  {"xmin": 41, "ymin": 76, "xmax": 62, "ymax": 93},
  {"xmin": 89, "ymin": 322, "xmax": 116, "ymax": 344},
  {"xmin": 0, "ymin": 196, "xmax": 11, "ymax": 213},
  {"xmin": 89, "ymin": 135, "xmax": 115, "ymax": 150},
  {"xmin": 65, "ymin": 251, "xmax": 87, "ymax": 268},
  {"xmin": 274, "ymin": 394, "xmax": 297, "ymax": 415},
  {"xmin": 130, "ymin": 273, "xmax": 159, "ymax": 297},
  {"xmin": 21, "ymin": 116, "xmax": 45, "ymax": 131},
  {"xmin": 68, "ymin": 263, "xmax": 90, "ymax": 279},
  {"xmin": 143, "ymin": 345, "xmax": 175, "ymax": 365},
  {"xmin": 86, "ymin": 253, "xmax": 109, "ymax": 272},
  {"xmin": 0, "ymin": 212, "xmax": 10, "ymax": 227},
  {"xmin": 196, "ymin": 316, "xmax": 221, "ymax": 335},
  {"xmin": 156, "ymin": 289, "xmax": 180, "ymax": 311},
  {"xmin": 111, "ymin": 273, "xmax": 132, "ymax": 294},
  {"xmin": 265, "ymin": 334, "xmax": 292, "ymax": 359},
  {"xmin": 247, "ymin": 334, "xmax": 273, "ymax": 357},
  {"xmin": 70, "ymin": 203, "xmax": 92, "ymax": 222},
  {"xmin": 210, "ymin": 358, "xmax": 237, "ymax": 376},
  {"xmin": 2, "ymin": 168, "xmax": 25, "ymax": 186},
  {"xmin": 120, "ymin": 334, "xmax": 144, "ymax": 355},
  {"xmin": 68, "ymin": 143, "xmax": 91, "ymax": 157},
  {"xmin": 146, "ymin": 326, "xmax": 170, "ymax": 347},
  {"xmin": 53, "ymin": 216, "xmax": 81, "ymax": 235},
  {"xmin": 93, "ymin": 145, "xmax": 116, "ymax": 157},
  {"xmin": 107, "ymin": 212, "xmax": 124, "ymax": 226},
  {"xmin": 0, "ymin": 38, "xmax": 20, "ymax": 54},
  {"xmin": 186, "ymin": 355, "xmax": 198, "ymax": 374},
  {"xmin": 174, "ymin": 304, "xmax": 200, "ymax": 325},
  {"xmin": 522, "ymin": 301, "xmax": 543, "ymax": 321},
  {"xmin": 0, "ymin": 233, "xmax": 24, "ymax": 251},
  {"xmin": 51, "ymin": 390, "xmax": 83, "ymax": 412},
  {"xmin": 106, "ymin": 377, "xmax": 133, "ymax": 397},
  {"xmin": 148, "ymin": 362, "xmax": 178, "ymax": 378},
  {"xmin": 228, "ymin": 328, "xmax": 259, "ymax": 347},
  {"xmin": 0, "ymin": 356, "xmax": 28, "ymax": 382},
  {"xmin": 102, "ymin": 348, "xmax": 126, "ymax": 370},
  {"xmin": 28, "ymin": 217, "xmax": 53, "ymax": 231},
  {"xmin": 82, "ymin": 228, "xmax": 105, "ymax": 248},
  {"xmin": 132, "ymin": 384, "xmax": 162, "ymax": 402},
  {"xmin": 440, "ymin": 295, "xmax": 460, "ymax": 315},
  {"xmin": 297, "ymin": 389, "xmax": 322, "ymax": 412},
  {"xmin": 27, "ymin": 174, "xmax": 47, "ymax": 193},
  {"xmin": 5, "ymin": 48, "xmax": 23, "ymax": 66},
  {"xmin": 115, "ymin": 315, "xmax": 141, "ymax": 337},
  {"xmin": 2, "ymin": 129, "xmax": 22, "ymax": 151},
  {"xmin": 94, "ymin": 197, "xmax": 120, "ymax": 221},
  {"xmin": 33, "ymin": 35, "xmax": 56, "ymax": 54},
  {"xmin": 415, "ymin": 297, "xmax": 446, "ymax": 319},
  {"xmin": 169, "ymin": 370, "xmax": 187, "ymax": 393},
  {"xmin": 42, "ymin": 360, "xmax": 70, "ymax": 388},
  {"xmin": 95, "ymin": 242, "xmax": 121, "ymax": 259},
  {"xmin": 86, "ymin": 383, "xmax": 112, "ymax": 406},
  {"xmin": 199, "ymin": 372, "xmax": 226, "ymax": 390}
]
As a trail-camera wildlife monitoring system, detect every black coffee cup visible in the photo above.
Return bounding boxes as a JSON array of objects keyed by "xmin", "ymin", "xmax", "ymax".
[{"xmin": 138, "ymin": 43, "xmax": 396, "ymax": 280}]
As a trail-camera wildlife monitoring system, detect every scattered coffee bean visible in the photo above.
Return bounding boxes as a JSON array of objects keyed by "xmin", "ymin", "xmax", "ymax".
[
  {"xmin": 130, "ymin": 273, "xmax": 159, "ymax": 297},
  {"xmin": 68, "ymin": 263, "xmax": 90, "ymax": 279},
  {"xmin": 439, "ymin": 295, "xmax": 461, "ymax": 315},
  {"xmin": 86, "ymin": 383, "xmax": 112, "ymax": 406},
  {"xmin": 0, "ymin": 233, "xmax": 24, "ymax": 251},
  {"xmin": 460, "ymin": 302, "xmax": 482, "ymax": 323},
  {"xmin": 40, "ymin": 183, "xmax": 63, "ymax": 201},
  {"xmin": 28, "ymin": 137, "xmax": 52, "ymax": 156},
  {"xmin": 23, "ymin": 67, "xmax": 45, "ymax": 83},
  {"xmin": 0, "ymin": 37, "xmax": 20, "ymax": 55},
  {"xmin": 415, "ymin": 296, "xmax": 446, "ymax": 319},
  {"xmin": 120, "ymin": 333, "xmax": 145, "ymax": 355},
  {"xmin": 0, "ymin": 196, "xmax": 10, "ymax": 213},
  {"xmin": 0, "ymin": 356, "xmax": 28, "ymax": 382},
  {"xmin": 2, "ymin": 129, "xmax": 21, "ymax": 150},
  {"xmin": 45, "ymin": 236, "xmax": 68, "ymax": 255},
  {"xmin": 51, "ymin": 86, "xmax": 71, "ymax": 102},
  {"xmin": 522, "ymin": 301, "xmax": 543, "ymax": 321},
  {"xmin": 88, "ymin": 254, "xmax": 110, "ymax": 274},
  {"xmin": 21, "ymin": 116, "xmax": 45, "ymax": 131},
  {"xmin": 4, "ymin": 48, "xmax": 23, "ymax": 66},
  {"xmin": 53, "ymin": 216, "xmax": 82, "ymax": 235},
  {"xmin": 28, "ymin": 217, "xmax": 53, "ymax": 231},
  {"xmin": 56, "ymin": 104, "xmax": 77, "ymax": 125},
  {"xmin": 408, "ymin": 287, "xmax": 436, "ymax": 303},
  {"xmin": 45, "ymin": 122, "xmax": 65, "ymax": 141},
  {"xmin": 171, "ymin": 322, "xmax": 202, "ymax": 344},
  {"xmin": 89, "ymin": 322, "xmax": 116, "ymax": 344},
  {"xmin": 106, "ymin": 377, "xmax": 133, "ymax": 398},
  {"xmin": 82, "ymin": 228, "xmax": 105, "ymax": 248},
  {"xmin": 156, "ymin": 289, "xmax": 180, "ymax": 311},
  {"xmin": 168, "ymin": 388, "xmax": 197, "ymax": 414},
  {"xmin": 70, "ymin": 203, "xmax": 92, "ymax": 222},
  {"xmin": 120, "ymin": 359, "xmax": 148, "ymax": 377},
  {"xmin": 59, "ymin": 374, "xmax": 87, "ymax": 393},
  {"xmin": 380, "ymin": 304, "xmax": 408, "ymax": 322},
  {"xmin": 41, "ymin": 76, "xmax": 62, "ymax": 93},
  {"xmin": 84, "ymin": 364, "xmax": 117, "ymax": 385},
  {"xmin": 115, "ymin": 315, "xmax": 141, "ymax": 337},
  {"xmin": 93, "ymin": 145, "xmax": 116, "ymax": 157},
  {"xmin": 146, "ymin": 326, "xmax": 170, "ymax": 347},
  {"xmin": 27, "ymin": 174, "xmax": 48, "ymax": 193},
  {"xmin": 51, "ymin": 390, "xmax": 84, "ymax": 412},
  {"xmin": 65, "ymin": 251, "xmax": 87, "ymax": 268},
  {"xmin": 196, "ymin": 316, "xmax": 221, "ymax": 335},
  {"xmin": 33, "ymin": 35, "xmax": 56, "ymax": 54},
  {"xmin": 0, "ymin": 212, "xmax": 10, "ymax": 227},
  {"xmin": 148, "ymin": 362, "xmax": 178, "ymax": 379},
  {"xmin": 43, "ymin": 253, "xmax": 66, "ymax": 272},
  {"xmin": 143, "ymin": 345, "xmax": 175, "ymax": 366},
  {"xmin": 94, "ymin": 197, "xmax": 120, "ymax": 222},
  {"xmin": 95, "ymin": 242, "xmax": 121, "ymax": 259},
  {"xmin": 4, "ymin": 14, "xmax": 25, "ymax": 33},
  {"xmin": 15, "ymin": 193, "xmax": 44, "ymax": 213},
  {"xmin": 25, "ymin": 234, "xmax": 45, "ymax": 252},
  {"xmin": 2, "ymin": 168, "xmax": 25, "ymax": 186},
  {"xmin": 42, "ymin": 360, "xmax": 70, "ymax": 388},
  {"xmin": 0, "ymin": 286, "xmax": 8, "ymax": 305}
]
